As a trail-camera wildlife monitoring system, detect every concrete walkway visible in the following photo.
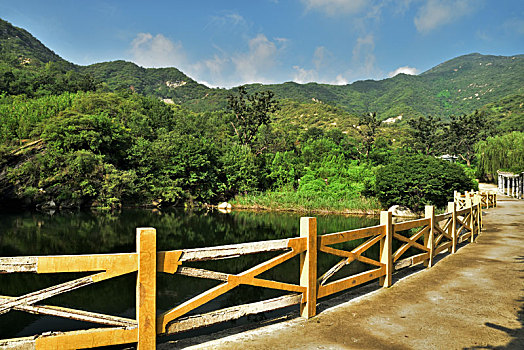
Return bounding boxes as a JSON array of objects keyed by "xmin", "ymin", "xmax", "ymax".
[{"xmin": 162, "ymin": 195, "xmax": 523, "ymax": 350}]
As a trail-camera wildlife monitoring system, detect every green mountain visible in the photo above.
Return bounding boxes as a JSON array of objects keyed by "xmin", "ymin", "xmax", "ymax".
[
  {"xmin": 1, "ymin": 17, "xmax": 523, "ymax": 121},
  {"xmin": 243, "ymin": 53, "xmax": 524, "ymax": 120},
  {"xmin": 0, "ymin": 18, "xmax": 68, "ymax": 67},
  {"xmin": 80, "ymin": 60, "xmax": 214, "ymax": 105},
  {"xmin": 478, "ymin": 93, "xmax": 524, "ymax": 132}
]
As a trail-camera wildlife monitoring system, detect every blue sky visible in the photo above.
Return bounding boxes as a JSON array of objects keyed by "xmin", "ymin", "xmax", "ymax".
[{"xmin": 1, "ymin": 0, "xmax": 523, "ymax": 87}]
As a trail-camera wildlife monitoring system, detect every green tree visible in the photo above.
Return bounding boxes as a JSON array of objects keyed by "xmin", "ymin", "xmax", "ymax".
[
  {"xmin": 444, "ymin": 111, "xmax": 493, "ymax": 166},
  {"xmin": 353, "ymin": 112, "xmax": 382, "ymax": 161},
  {"xmin": 475, "ymin": 131, "xmax": 524, "ymax": 179},
  {"xmin": 407, "ymin": 115, "xmax": 445, "ymax": 155},
  {"xmin": 375, "ymin": 155, "xmax": 477, "ymax": 212},
  {"xmin": 227, "ymin": 86, "xmax": 279, "ymax": 148}
]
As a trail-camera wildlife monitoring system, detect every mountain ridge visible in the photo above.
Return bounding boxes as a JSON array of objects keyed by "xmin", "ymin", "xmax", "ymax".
[{"xmin": 1, "ymin": 17, "xmax": 523, "ymax": 120}]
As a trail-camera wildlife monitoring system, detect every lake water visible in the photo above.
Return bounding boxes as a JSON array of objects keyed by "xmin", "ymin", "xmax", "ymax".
[{"xmin": 0, "ymin": 208, "xmax": 379, "ymax": 341}]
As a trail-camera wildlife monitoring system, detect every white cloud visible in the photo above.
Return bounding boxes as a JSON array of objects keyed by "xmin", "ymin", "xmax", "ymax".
[
  {"xmin": 130, "ymin": 33, "xmax": 186, "ymax": 68},
  {"xmin": 414, "ymin": 0, "xmax": 478, "ymax": 33},
  {"xmin": 204, "ymin": 55, "xmax": 229, "ymax": 76},
  {"xmin": 128, "ymin": 32, "xmax": 288, "ymax": 87},
  {"xmin": 208, "ymin": 12, "xmax": 247, "ymax": 28},
  {"xmin": 394, "ymin": 0, "xmax": 417, "ymax": 15},
  {"xmin": 231, "ymin": 34, "xmax": 282, "ymax": 84},
  {"xmin": 313, "ymin": 46, "xmax": 328, "ymax": 69},
  {"xmin": 302, "ymin": 0, "xmax": 370, "ymax": 16},
  {"xmin": 352, "ymin": 33, "xmax": 376, "ymax": 75},
  {"xmin": 331, "ymin": 74, "xmax": 349, "ymax": 85},
  {"xmin": 388, "ymin": 66, "xmax": 419, "ymax": 77},
  {"xmin": 292, "ymin": 66, "xmax": 318, "ymax": 83}
]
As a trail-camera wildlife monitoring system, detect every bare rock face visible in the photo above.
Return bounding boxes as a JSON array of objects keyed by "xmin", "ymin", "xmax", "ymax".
[{"xmin": 388, "ymin": 205, "xmax": 417, "ymax": 217}]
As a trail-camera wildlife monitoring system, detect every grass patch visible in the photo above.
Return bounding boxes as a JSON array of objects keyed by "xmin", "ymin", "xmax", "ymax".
[{"xmin": 231, "ymin": 190, "xmax": 381, "ymax": 214}]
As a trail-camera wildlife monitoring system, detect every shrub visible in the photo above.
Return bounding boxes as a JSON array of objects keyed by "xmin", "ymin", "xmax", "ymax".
[{"xmin": 375, "ymin": 155, "xmax": 477, "ymax": 212}]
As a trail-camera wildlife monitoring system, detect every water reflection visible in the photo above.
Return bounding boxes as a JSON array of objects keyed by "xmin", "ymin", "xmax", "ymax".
[{"xmin": 0, "ymin": 209, "xmax": 378, "ymax": 339}]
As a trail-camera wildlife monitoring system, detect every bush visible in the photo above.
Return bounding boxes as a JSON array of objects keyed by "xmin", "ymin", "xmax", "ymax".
[{"xmin": 375, "ymin": 155, "xmax": 477, "ymax": 212}]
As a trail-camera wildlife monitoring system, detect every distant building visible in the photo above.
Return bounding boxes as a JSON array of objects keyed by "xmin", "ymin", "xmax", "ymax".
[
  {"xmin": 438, "ymin": 154, "xmax": 458, "ymax": 162},
  {"xmin": 497, "ymin": 171, "xmax": 523, "ymax": 199}
]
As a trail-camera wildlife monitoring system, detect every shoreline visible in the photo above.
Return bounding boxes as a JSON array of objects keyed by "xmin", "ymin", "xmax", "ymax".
[{"xmin": 230, "ymin": 203, "xmax": 381, "ymax": 216}]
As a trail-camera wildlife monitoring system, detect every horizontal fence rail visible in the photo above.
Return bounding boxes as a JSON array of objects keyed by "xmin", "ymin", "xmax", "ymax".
[{"xmin": 0, "ymin": 191, "xmax": 495, "ymax": 349}]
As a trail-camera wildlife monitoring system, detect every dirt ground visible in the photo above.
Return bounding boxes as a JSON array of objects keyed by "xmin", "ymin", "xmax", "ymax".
[{"xmin": 161, "ymin": 191, "xmax": 523, "ymax": 350}]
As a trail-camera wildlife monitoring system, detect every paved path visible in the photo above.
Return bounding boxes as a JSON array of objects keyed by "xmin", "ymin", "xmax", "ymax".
[{"xmin": 162, "ymin": 196, "xmax": 523, "ymax": 350}]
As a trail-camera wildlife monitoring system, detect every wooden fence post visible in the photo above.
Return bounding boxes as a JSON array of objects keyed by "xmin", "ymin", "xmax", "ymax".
[
  {"xmin": 424, "ymin": 206, "xmax": 435, "ymax": 268},
  {"xmin": 476, "ymin": 194, "xmax": 482, "ymax": 232},
  {"xmin": 478, "ymin": 195, "xmax": 482, "ymax": 233},
  {"xmin": 465, "ymin": 196, "xmax": 474, "ymax": 243},
  {"xmin": 447, "ymin": 201, "xmax": 457, "ymax": 253},
  {"xmin": 300, "ymin": 217, "xmax": 317, "ymax": 319},
  {"xmin": 379, "ymin": 211, "xmax": 392, "ymax": 287},
  {"xmin": 137, "ymin": 228, "xmax": 157, "ymax": 350}
]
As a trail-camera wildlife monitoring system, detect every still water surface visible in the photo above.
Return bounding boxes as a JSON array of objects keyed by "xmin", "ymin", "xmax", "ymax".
[{"xmin": 0, "ymin": 209, "xmax": 379, "ymax": 341}]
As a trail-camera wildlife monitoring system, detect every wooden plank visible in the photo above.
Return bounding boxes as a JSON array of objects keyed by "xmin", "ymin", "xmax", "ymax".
[
  {"xmin": 164, "ymin": 294, "xmax": 302, "ymax": 335},
  {"xmin": 0, "ymin": 253, "xmax": 137, "ymax": 275},
  {"xmin": 176, "ymin": 267, "xmax": 229, "ymax": 282},
  {"xmin": 318, "ymin": 234, "xmax": 385, "ymax": 286},
  {"xmin": 0, "ymin": 295, "xmax": 136, "ymax": 327},
  {"xmin": 319, "ymin": 225, "xmax": 384, "ymax": 246},
  {"xmin": 455, "ymin": 216, "xmax": 469, "ymax": 231},
  {"xmin": 458, "ymin": 232, "xmax": 471, "ymax": 244},
  {"xmin": 35, "ymin": 327, "xmax": 137, "ymax": 349},
  {"xmin": 456, "ymin": 207, "xmax": 470, "ymax": 216},
  {"xmin": 433, "ymin": 224, "xmax": 452, "ymax": 247},
  {"xmin": 467, "ymin": 197, "xmax": 475, "ymax": 242},
  {"xmin": 392, "ymin": 226, "xmax": 429, "ymax": 262},
  {"xmin": 318, "ymin": 258, "xmax": 347, "ymax": 286},
  {"xmin": 287, "ymin": 236, "xmax": 307, "ymax": 253},
  {"xmin": 319, "ymin": 246, "xmax": 382, "ymax": 268},
  {"xmin": 157, "ymin": 282, "xmax": 233, "ymax": 334},
  {"xmin": 246, "ymin": 278, "xmax": 306, "ymax": 293},
  {"xmin": 434, "ymin": 241, "xmax": 452, "ymax": 255},
  {"xmin": 319, "ymin": 245, "xmax": 357, "ymax": 259},
  {"xmin": 36, "ymin": 253, "xmax": 137, "ymax": 275},
  {"xmin": 393, "ymin": 218, "xmax": 430, "ymax": 232},
  {"xmin": 379, "ymin": 211, "xmax": 393, "ymax": 288},
  {"xmin": 136, "ymin": 228, "xmax": 156, "ymax": 350},
  {"xmin": 175, "ymin": 238, "xmax": 293, "ymax": 262},
  {"xmin": 157, "ymin": 248, "xmax": 300, "ymax": 333},
  {"xmin": 317, "ymin": 267, "xmax": 385, "ymax": 298},
  {"xmin": 237, "ymin": 248, "xmax": 300, "ymax": 280},
  {"xmin": 0, "ymin": 275, "xmax": 95, "ymax": 315},
  {"xmin": 317, "ymin": 245, "xmax": 384, "ymax": 286},
  {"xmin": 353, "ymin": 233, "xmax": 385, "ymax": 256},
  {"xmin": 435, "ymin": 212, "xmax": 452, "ymax": 221},
  {"xmin": 300, "ymin": 217, "xmax": 317, "ymax": 319},
  {"xmin": 157, "ymin": 250, "xmax": 182, "ymax": 274},
  {"xmin": 439, "ymin": 217, "xmax": 452, "ymax": 232},
  {"xmin": 394, "ymin": 252, "xmax": 430, "ymax": 270},
  {"xmin": 448, "ymin": 202, "xmax": 457, "ymax": 254},
  {"xmin": 0, "ymin": 336, "xmax": 35, "ymax": 350},
  {"xmin": 424, "ymin": 206, "xmax": 435, "ymax": 268},
  {"xmin": 0, "ymin": 256, "xmax": 38, "ymax": 273}
]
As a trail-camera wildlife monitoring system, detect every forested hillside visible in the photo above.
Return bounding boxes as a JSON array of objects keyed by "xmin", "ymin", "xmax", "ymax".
[
  {"xmin": 244, "ymin": 54, "xmax": 524, "ymax": 120},
  {"xmin": 0, "ymin": 18, "xmax": 521, "ymax": 212},
  {"xmin": 1, "ymin": 18, "xmax": 523, "ymax": 121}
]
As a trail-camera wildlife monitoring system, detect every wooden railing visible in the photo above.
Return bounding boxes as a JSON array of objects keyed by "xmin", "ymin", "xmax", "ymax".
[
  {"xmin": 455, "ymin": 190, "xmax": 497, "ymax": 210},
  {"xmin": 0, "ymin": 191, "xmax": 495, "ymax": 349}
]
